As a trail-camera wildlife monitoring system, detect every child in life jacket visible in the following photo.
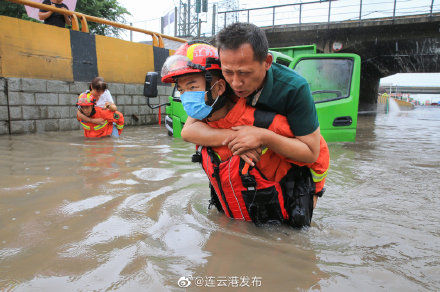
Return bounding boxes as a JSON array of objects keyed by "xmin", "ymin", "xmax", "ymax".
[
  {"xmin": 76, "ymin": 92, "xmax": 124, "ymax": 138},
  {"xmin": 161, "ymin": 42, "xmax": 330, "ymax": 227}
]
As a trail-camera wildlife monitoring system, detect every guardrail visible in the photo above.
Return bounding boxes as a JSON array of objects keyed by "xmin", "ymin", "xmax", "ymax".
[
  {"xmin": 218, "ymin": 0, "xmax": 439, "ymax": 29},
  {"xmin": 5, "ymin": 0, "xmax": 187, "ymax": 47}
]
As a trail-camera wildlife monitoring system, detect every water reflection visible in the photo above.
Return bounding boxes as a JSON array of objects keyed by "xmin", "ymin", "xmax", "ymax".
[
  {"xmin": 1, "ymin": 108, "xmax": 439, "ymax": 290},
  {"xmin": 79, "ymin": 139, "xmax": 122, "ymax": 187}
]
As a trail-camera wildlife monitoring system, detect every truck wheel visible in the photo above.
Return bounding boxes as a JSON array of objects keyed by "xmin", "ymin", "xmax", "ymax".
[{"xmin": 165, "ymin": 115, "xmax": 173, "ymax": 136}]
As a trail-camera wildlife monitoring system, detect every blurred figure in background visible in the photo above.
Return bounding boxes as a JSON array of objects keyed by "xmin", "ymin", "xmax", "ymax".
[
  {"xmin": 77, "ymin": 77, "xmax": 118, "ymax": 125},
  {"xmin": 76, "ymin": 92, "xmax": 124, "ymax": 138},
  {"xmin": 38, "ymin": 0, "xmax": 71, "ymax": 28}
]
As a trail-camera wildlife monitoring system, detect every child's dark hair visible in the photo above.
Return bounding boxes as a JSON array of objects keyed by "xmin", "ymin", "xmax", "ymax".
[{"xmin": 89, "ymin": 77, "xmax": 107, "ymax": 92}]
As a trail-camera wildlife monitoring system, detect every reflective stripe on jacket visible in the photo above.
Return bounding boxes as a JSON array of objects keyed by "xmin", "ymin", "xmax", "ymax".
[{"xmin": 78, "ymin": 108, "xmax": 124, "ymax": 138}]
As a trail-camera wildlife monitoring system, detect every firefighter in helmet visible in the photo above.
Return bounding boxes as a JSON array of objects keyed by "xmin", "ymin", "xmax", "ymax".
[{"xmin": 76, "ymin": 92, "xmax": 124, "ymax": 138}]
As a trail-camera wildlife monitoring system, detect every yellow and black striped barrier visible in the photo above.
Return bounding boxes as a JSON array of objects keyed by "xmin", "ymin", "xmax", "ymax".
[{"xmin": 0, "ymin": 15, "xmax": 181, "ymax": 84}]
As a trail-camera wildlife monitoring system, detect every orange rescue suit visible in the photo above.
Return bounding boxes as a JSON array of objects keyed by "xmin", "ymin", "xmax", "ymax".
[
  {"xmin": 206, "ymin": 98, "xmax": 329, "ymax": 193},
  {"xmin": 77, "ymin": 107, "xmax": 124, "ymax": 138}
]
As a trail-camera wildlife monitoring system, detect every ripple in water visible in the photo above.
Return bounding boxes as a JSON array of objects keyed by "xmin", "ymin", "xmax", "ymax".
[{"xmin": 133, "ymin": 168, "xmax": 176, "ymax": 181}]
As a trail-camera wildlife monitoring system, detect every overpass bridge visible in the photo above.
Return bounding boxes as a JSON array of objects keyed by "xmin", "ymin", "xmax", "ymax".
[
  {"xmin": 218, "ymin": 0, "xmax": 440, "ymax": 111},
  {"xmin": 379, "ymin": 85, "xmax": 440, "ymax": 94}
]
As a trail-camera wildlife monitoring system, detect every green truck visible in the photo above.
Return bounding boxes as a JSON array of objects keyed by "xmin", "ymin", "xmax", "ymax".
[{"xmin": 146, "ymin": 44, "xmax": 361, "ymax": 142}]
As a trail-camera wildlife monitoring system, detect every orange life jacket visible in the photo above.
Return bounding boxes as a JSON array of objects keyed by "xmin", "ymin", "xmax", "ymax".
[
  {"xmin": 78, "ymin": 107, "xmax": 124, "ymax": 138},
  {"xmin": 206, "ymin": 98, "xmax": 329, "ymax": 193},
  {"xmin": 194, "ymin": 145, "xmax": 315, "ymax": 227}
]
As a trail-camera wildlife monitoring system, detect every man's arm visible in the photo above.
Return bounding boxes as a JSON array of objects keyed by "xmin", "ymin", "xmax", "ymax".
[
  {"xmin": 225, "ymin": 126, "xmax": 321, "ymax": 164},
  {"xmin": 181, "ymin": 117, "xmax": 262, "ymax": 165},
  {"xmin": 61, "ymin": 7, "xmax": 71, "ymax": 25},
  {"xmin": 226, "ymin": 125, "xmax": 321, "ymax": 208},
  {"xmin": 181, "ymin": 117, "xmax": 233, "ymax": 146},
  {"xmin": 38, "ymin": 1, "xmax": 53, "ymax": 20},
  {"xmin": 38, "ymin": 10, "xmax": 53, "ymax": 20}
]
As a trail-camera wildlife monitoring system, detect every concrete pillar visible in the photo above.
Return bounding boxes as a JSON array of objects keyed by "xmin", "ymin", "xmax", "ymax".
[{"xmin": 359, "ymin": 63, "xmax": 381, "ymax": 112}]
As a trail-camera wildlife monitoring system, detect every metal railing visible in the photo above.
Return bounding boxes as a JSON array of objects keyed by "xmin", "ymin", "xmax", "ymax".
[
  {"xmin": 5, "ymin": 0, "xmax": 187, "ymax": 47},
  {"xmin": 218, "ymin": 0, "xmax": 439, "ymax": 30}
]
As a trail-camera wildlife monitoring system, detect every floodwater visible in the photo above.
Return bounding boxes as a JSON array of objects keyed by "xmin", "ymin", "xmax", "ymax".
[{"xmin": 1, "ymin": 107, "xmax": 439, "ymax": 291}]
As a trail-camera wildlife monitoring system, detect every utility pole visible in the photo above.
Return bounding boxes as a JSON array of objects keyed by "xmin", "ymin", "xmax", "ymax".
[
  {"xmin": 212, "ymin": 3, "xmax": 216, "ymax": 36},
  {"xmin": 174, "ymin": 7, "xmax": 178, "ymax": 37},
  {"xmin": 176, "ymin": 0, "xmax": 199, "ymax": 37},
  {"xmin": 187, "ymin": 0, "xmax": 191, "ymax": 36}
]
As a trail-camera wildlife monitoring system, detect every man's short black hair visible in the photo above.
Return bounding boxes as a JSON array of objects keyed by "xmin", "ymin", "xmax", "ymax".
[{"xmin": 216, "ymin": 22, "xmax": 269, "ymax": 63}]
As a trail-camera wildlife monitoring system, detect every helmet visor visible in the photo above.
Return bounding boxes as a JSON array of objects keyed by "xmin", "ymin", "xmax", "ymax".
[{"xmin": 161, "ymin": 54, "xmax": 192, "ymax": 78}]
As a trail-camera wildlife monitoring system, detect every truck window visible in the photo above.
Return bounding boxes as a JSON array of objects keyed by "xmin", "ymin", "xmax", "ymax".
[
  {"xmin": 294, "ymin": 58, "xmax": 354, "ymax": 103},
  {"xmin": 172, "ymin": 85, "xmax": 181, "ymax": 101}
]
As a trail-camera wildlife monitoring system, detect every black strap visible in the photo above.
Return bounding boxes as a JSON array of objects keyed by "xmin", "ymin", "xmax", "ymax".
[
  {"xmin": 187, "ymin": 61, "xmax": 206, "ymax": 71},
  {"xmin": 205, "ymin": 57, "xmax": 221, "ymax": 70},
  {"xmin": 316, "ymin": 188, "xmax": 325, "ymax": 197},
  {"xmin": 238, "ymin": 159, "xmax": 256, "ymax": 191},
  {"xmin": 206, "ymin": 148, "xmax": 234, "ymax": 217},
  {"xmin": 282, "ymin": 164, "xmax": 315, "ymax": 228},
  {"xmin": 208, "ymin": 183, "xmax": 224, "ymax": 212},
  {"xmin": 253, "ymin": 109, "xmax": 276, "ymax": 129},
  {"xmin": 204, "ymin": 71, "xmax": 215, "ymax": 106}
]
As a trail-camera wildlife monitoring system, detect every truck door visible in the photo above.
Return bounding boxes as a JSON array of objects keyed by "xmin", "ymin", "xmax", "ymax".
[
  {"xmin": 291, "ymin": 54, "xmax": 361, "ymax": 142},
  {"xmin": 165, "ymin": 85, "xmax": 188, "ymax": 138}
]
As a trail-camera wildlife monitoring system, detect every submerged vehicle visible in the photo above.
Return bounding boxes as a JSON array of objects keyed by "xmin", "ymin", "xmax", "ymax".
[{"xmin": 145, "ymin": 44, "xmax": 361, "ymax": 142}]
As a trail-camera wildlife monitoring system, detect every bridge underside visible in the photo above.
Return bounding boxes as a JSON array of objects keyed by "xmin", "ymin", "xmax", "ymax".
[{"xmin": 264, "ymin": 14, "xmax": 440, "ymax": 111}]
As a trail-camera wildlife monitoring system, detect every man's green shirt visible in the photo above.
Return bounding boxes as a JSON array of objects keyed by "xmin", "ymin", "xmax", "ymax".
[{"xmin": 256, "ymin": 62, "xmax": 319, "ymax": 136}]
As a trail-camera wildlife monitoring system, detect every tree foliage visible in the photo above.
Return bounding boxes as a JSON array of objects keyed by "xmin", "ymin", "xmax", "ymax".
[
  {"xmin": 0, "ymin": 0, "xmax": 131, "ymax": 37},
  {"xmin": 0, "ymin": 1, "xmax": 38, "ymax": 22},
  {"xmin": 75, "ymin": 0, "xmax": 130, "ymax": 37}
]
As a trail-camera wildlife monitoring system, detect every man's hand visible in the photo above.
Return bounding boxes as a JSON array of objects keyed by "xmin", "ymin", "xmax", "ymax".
[
  {"xmin": 59, "ymin": 5, "xmax": 71, "ymax": 25},
  {"xmin": 239, "ymin": 148, "xmax": 262, "ymax": 166},
  {"xmin": 313, "ymin": 195, "xmax": 318, "ymax": 209},
  {"xmin": 223, "ymin": 125, "xmax": 266, "ymax": 156},
  {"xmin": 92, "ymin": 118, "xmax": 105, "ymax": 125}
]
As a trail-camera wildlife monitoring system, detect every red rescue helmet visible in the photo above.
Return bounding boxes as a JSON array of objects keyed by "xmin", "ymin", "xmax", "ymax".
[
  {"xmin": 161, "ymin": 41, "xmax": 221, "ymax": 83},
  {"xmin": 76, "ymin": 92, "xmax": 95, "ymax": 106}
]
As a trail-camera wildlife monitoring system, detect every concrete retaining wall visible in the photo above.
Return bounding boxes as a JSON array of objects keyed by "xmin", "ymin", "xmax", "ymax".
[{"xmin": 0, "ymin": 77, "xmax": 173, "ymax": 135}]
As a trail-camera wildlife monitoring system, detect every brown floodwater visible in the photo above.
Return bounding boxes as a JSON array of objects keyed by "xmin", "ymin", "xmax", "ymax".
[{"xmin": 1, "ymin": 107, "xmax": 439, "ymax": 291}]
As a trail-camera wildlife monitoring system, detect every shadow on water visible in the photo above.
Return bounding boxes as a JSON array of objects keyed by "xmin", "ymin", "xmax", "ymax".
[{"xmin": 1, "ymin": 108, "xmax": 440, "ymax": 291}]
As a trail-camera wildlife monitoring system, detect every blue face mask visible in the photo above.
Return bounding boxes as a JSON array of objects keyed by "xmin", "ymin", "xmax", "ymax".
[
  {"xmin": 180, "ymin": 91, "xmax": 213, "ymax": 120},
  {"xmin": 180, "ymin": 83, "xmax": 220, "ymax": 120}
]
